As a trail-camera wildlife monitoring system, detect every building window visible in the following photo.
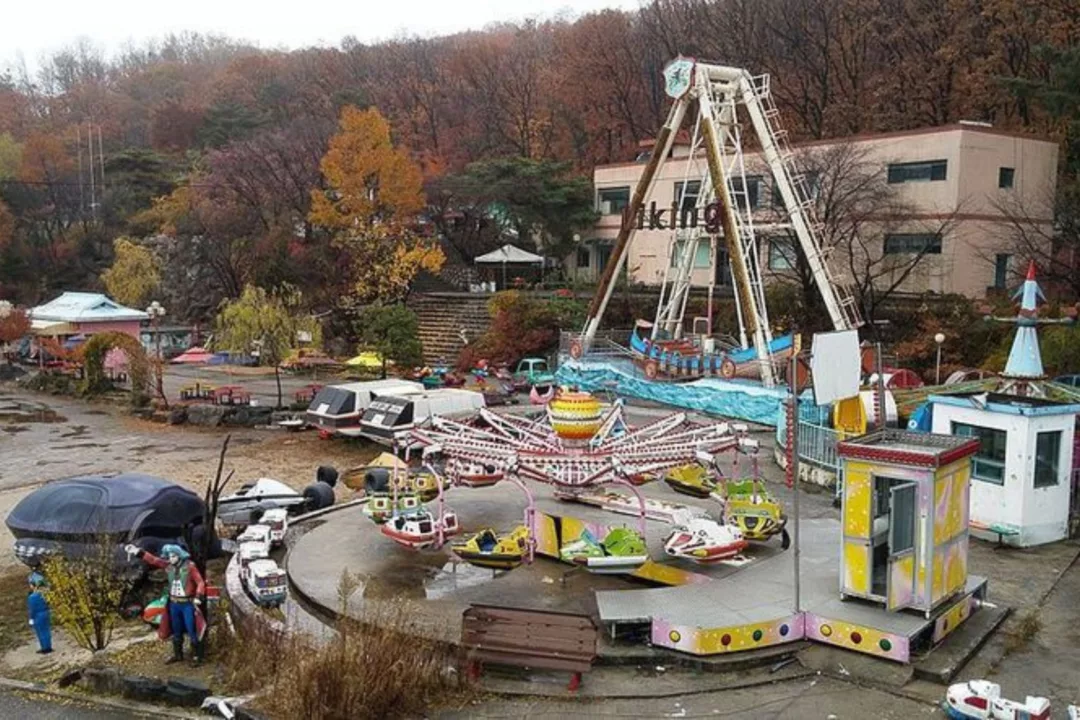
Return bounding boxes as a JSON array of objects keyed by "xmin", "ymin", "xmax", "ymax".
[
  {"xmin": 674, "ymin": 180, "xmax": 702, "ymax": 213},
  {"xmin": 576, "ymin": 246, "xmax": 590, "ymax": 269},
  {"xmin": 768, "ymin": 235, "xmax": 796, "ymax": 270},
  {"xmin": 773, "ymin": 171, "xmax": 820, "ymax": 208},
  {"xmin": 883, "ymin": 233, "xmax": 943, "ymax": 255},
  {"xmin": 994, "ymin": 254, "xmax": 1010, "ymax": 289},
  {"xmin": 1034, "ymin": 430, "xmax": 1061, "ymax": 488},
  {"xmin": 952, "ymin": 422, "xmax": 1007, "ymax": 485},
  {"xmin": 597, "ymin": 186, "xmax": 630, "ymax": 215},
  {"xmin": 887, "ymin": 160, "xmax": 947, "ymax": 184},
  {"xmin": 731, "ymin": 175, "xmax": 762, "ymax": 209},
  {"xmin": 998, "ymin": 167, "xmax": 1015, "ymax": 189},
  {"xmin": 670, "ymin": 239, "xmax": 712, "ymax": 269}
]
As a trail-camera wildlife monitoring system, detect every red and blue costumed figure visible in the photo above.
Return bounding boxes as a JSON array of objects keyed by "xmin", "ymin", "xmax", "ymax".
[
  {"xmin": 126, "ymin": 543, "xmax": 207, "ymax": 665},
  {"xmin": 27, "ymin": 572, "xmax": 51, "ymax": 654}
]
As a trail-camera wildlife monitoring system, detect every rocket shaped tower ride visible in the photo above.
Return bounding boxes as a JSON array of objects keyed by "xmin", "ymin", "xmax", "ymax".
[{"xmin": 1003, "ymin": 260, "xmax": 1046, "ymax": 381}]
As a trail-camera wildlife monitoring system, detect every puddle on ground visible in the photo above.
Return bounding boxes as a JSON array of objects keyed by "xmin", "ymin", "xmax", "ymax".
[
  {"xmin": 357, "ymin": 557, "xmax": 500, "ymax": 601},
  {"xmin": 54, "ymin": 442, "xmax": 109, "ymax": 450},
  {"xmin": 60, "ymin": 425, "xmax": 89, "ymax": 438},
  {"xmin": 0, "ymin": 399, "xmax": 67, "ymax": 424}
]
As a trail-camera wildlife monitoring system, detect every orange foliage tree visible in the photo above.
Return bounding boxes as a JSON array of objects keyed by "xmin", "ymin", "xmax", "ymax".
[
  {"xmin": 0, "ymin": 304, "xmax": 30, "ymax": 363},
  {"xmin": 309, "ymin": 106, "xmax": 443, "ymax": 305}
]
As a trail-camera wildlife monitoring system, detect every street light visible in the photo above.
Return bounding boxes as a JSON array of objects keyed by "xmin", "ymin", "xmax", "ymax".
[
  {"xmin": 934, "ymin": 332, "xmax": 945, "ymax": 386},
  {"xmin": 146, "ymin": 301, "xmax": 167, "ymax": 406}
]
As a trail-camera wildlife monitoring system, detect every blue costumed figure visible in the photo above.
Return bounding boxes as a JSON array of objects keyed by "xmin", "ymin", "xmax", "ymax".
[
  {"xmin": 126, "ymin": 543, "xmax": 206, "ymax": 665},
  {"xmin": 27, "ymin": 572, "xmax": 52, "ymax": 654}
]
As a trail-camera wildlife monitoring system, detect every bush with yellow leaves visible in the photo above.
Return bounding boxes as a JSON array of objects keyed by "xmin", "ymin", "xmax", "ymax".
[{"xmin": 40, "ymin": 537, "xmax": 135, "ymax": 652}]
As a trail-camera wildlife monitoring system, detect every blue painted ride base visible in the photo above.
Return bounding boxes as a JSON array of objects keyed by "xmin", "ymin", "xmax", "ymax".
[{"xmin": 555, "ymin": 358, "xmax": 788, "ymax": 426}]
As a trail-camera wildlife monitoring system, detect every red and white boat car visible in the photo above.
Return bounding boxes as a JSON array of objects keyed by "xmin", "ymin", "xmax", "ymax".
[
  {"xmin": 456, "ymin": 462, "xmax": 504, "ymax": 488},
  {"xmin": 943, "ymin": 680, "xmax": 1050, "ymax": 720},
  {"xmin": 380, "ymin": 510, "xmax": 461, "ymax": 550},
  {"xmin": 663, "ymin": 518, "xmax": 747, "ymax": 564}
]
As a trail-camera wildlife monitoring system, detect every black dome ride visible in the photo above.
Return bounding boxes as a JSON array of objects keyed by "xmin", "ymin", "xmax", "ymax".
[{"xmin": 6, "ymin": 473, "xmax": 205, "ymax": 541}]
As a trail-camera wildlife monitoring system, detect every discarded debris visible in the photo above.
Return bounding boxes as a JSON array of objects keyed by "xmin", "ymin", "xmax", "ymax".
[{"xmin": 770, "ymin": 657, "xmax": 796, "ymax": 673}]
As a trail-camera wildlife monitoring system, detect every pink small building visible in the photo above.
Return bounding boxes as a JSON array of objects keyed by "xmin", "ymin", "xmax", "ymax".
[{"xmin": 29, "ymin": 292, "xmax": 148, "ymax": 339}]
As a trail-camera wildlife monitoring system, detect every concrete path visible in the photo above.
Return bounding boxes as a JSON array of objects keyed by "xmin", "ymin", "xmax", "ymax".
[{"xmin": 437, "ymin": 675, "xmax": 940, "ymax": 719}]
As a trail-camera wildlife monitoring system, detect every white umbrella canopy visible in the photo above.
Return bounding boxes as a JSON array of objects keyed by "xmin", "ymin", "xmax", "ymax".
[
  {"xmin": 473, "ymin": 244, "xmax": 545, "ymax": 264},
  {"xmin": 474, "ymin": 244, "xmax": 545, "ymax": 289}
]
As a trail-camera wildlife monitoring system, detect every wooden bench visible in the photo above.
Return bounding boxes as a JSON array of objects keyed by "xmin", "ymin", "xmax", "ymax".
[{"xmin": 461, "ymin": 604, "xmax": 598, "ymax": 691}]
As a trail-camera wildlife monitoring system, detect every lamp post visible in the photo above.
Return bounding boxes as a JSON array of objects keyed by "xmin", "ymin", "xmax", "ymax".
[
  {"xmin": 934, "ymin": 332, "xmax": 945, "ymax": 386},
  {"xmin": 146, "ymin": 301, "xmax": 167, "ymax": 406}
]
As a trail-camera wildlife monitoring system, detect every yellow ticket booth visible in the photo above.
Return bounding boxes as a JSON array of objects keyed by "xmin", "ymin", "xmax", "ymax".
[{"xmin": 836, "ymin": 430, "xmax": 980, "ymax": 617}]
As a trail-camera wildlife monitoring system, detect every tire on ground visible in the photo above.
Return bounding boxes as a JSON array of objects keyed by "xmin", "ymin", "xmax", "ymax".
[
  {"xmin": 302, "ymin": 482, "xmax": 335, "ymax": 511},
  {"xmin": 364, "ymin": 467, "xmax": 391, "ymax": 494},
  {"xmin": 316, "ymin": 465, "xmax": 339, "ymax": 488}
]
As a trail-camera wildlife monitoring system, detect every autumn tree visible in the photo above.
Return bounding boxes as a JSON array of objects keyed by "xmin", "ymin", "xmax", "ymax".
[
  {"xmin": 354, "ymin": 304, "xmax": 423, "ymax": 378},
  {"xmin": 214, "ymin": 285, "xmax": 321, "ymax": 407},
  {"xmin": 993, "ymin": 45, "xmax": 1080, "ymax": 299},
  {"xmin": 309, "ymin": 106, "xmax": 444, "ymax": 305},
  {"xmin": 0, "ymin": 301, "xmax": 30, "ymax": 363},
  {"xmin": 101, "ymin": 237, "xmax": 161, "ymax": 308}
]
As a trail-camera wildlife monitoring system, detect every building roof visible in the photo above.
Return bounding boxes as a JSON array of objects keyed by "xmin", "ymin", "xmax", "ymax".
[
  {"xmin": 837, "ymin": 429, "xmax": 980, "ymax": 468},
  {"xmin": 929, "ymin": 392, "xmax": 1080, "ymax": 417},
  {"xmin": 599, "ymin": 122, "xmax": 1057, "ymax": 172},
  {"xmin": 30, "ymin": 292, "xmax": 148, "ymax": 323}
]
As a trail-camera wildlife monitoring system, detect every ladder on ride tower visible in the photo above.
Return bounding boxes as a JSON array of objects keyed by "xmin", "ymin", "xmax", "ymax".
[{"xmin": 743, "ymin": 73, "xmax": 863, "ymax": 331}]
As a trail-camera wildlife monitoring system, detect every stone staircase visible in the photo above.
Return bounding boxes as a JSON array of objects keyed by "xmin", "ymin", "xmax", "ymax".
[{"xmin": 408, "ymin": 293, "xmax": 493, "ymax": 365}]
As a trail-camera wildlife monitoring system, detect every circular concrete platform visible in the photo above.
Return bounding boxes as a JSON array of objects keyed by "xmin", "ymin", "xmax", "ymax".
[{"xmin": 286, "ymin": 481, "xmax": 787, "ymax": 645}]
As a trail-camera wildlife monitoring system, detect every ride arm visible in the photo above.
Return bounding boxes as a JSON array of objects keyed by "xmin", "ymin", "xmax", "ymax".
[
  {"xmin": 581, "ymin": 93, "xmax": 691, "ymax": 351},
  {"xmin": 132, "ymin": 548, "xmax": 169, "ymax": 569}
]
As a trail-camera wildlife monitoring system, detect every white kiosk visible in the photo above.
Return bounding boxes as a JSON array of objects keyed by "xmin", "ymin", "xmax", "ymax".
[{"xmin": 928, "ymin": 263, "xmax": 1079, "ymax": 546}]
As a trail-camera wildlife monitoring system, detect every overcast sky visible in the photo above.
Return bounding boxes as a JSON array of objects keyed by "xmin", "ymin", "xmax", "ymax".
[{"xmin": 2, "ymin": 0, "xmax": 641, "ymax": 73}]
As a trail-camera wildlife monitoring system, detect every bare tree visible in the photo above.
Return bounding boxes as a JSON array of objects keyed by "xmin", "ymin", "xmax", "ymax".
[
  {"xmin": 984, "ymin": 182, "xmax": 1079, "ymax": 299},
  {"xmin": 766, "ymin": 142, "xmax": 957, "ymax": 333}
]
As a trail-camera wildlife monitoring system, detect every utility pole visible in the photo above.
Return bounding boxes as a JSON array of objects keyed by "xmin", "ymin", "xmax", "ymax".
[
  {"xmin": 87, "ymin": 121, "xmax": 96, "ymax": 221},
  {"xmin": 787, "ymin": 341, "xmax": 801, "ymax": 615}
]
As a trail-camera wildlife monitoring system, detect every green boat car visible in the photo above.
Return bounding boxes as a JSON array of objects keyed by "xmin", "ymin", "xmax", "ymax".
[{"xmin": 559, "ymin": 527, "xmax": 648, "ymax": 574}]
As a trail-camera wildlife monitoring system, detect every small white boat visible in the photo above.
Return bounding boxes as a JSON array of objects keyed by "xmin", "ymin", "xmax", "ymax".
[
  {"xmin": 663, "ymin": 518, "xmax": 747, "ymax": 564},
  {"xmin": 943, "ymin": 680, "xmax": 1050, "ymax": 720},
  {"xmin": 457, "ymin": 463, "xmax": 503, "ymax": 488},
  {"xmin": 380, "ymin": 510, "xmax": 461, "ymax": 550}
]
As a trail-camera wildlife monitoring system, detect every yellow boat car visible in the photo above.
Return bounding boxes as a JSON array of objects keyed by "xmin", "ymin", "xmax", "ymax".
[
  {"xmin": 451, "ymin": 526, "xmax": 530, "ymax": 570},
  {"xmin": 718, "ymin": 479, "xmax": 790, "ymax": 549},
  {"xmin": 663, "ymin": 464, "xmax": 717, "ymax": 499}
]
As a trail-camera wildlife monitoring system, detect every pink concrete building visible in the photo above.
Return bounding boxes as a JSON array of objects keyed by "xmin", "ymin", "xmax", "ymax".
[
  {"xmin": 576, "ymin": 123, "xmax": 1059, "ymax": 299},
  {"xmin": 29, "ymin": 292, "xmax": 148, "ymax": 339}
]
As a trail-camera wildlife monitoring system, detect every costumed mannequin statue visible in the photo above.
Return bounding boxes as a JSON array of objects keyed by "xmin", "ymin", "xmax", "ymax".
[
  {"xmin": 27, "ymin": 572, "xmax": 52, "ymax": 654},
  {"xmin": 126, "ymin": 543, "xmax": 206, "ymax": 665}
]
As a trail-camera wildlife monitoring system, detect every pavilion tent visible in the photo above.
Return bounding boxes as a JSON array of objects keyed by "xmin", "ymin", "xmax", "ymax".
[{"xmin": 474, "ymin": 244, "xmax": 545, "ymax": 290}]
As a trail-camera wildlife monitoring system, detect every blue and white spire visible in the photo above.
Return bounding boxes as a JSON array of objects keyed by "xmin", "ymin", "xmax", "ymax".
[{"xmin": 1003, "ymin": 261, "xmax": 1046, "ymax": 380}]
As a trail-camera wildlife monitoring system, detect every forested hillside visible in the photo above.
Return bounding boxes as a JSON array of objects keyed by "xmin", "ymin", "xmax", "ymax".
[{"xmin": 0, "ymin": 0, "xmax": 1076, "ymax": 318}]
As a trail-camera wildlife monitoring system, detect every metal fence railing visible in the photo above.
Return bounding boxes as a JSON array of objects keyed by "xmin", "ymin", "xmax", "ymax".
[{"xmin": 776, "ymin": 419, "xmax": 842, "ymax": 472}]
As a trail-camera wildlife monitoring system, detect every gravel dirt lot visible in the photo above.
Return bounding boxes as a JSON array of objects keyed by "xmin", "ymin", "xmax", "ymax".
[{"xmin": 0, "ymin": 386, "xmax": 378, "ymax": 569}]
